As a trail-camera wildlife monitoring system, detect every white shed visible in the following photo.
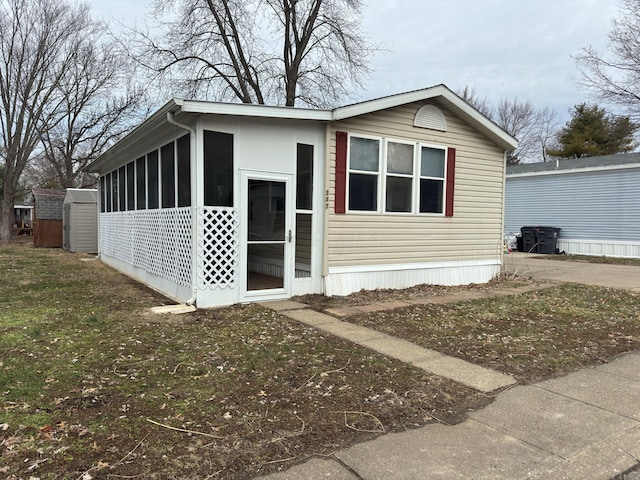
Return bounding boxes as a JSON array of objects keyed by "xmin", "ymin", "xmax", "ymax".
[{"xmin": 63, "ymin": 189, "xmax": 98, "ymax": 253}]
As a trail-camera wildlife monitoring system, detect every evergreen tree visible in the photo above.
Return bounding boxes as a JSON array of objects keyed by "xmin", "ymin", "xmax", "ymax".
[{"xmin": 548, "ymin": 103, "xmax": 637, "ymax": 158}]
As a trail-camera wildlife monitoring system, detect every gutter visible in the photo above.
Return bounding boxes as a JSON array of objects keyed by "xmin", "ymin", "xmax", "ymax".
[{"xmin": 166, "ymin": 111, "xmax": 198, "ymax": 307}]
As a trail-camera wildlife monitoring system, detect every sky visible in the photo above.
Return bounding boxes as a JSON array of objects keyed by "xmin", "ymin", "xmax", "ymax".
[{"xmin": 87, "ymin": 0, "xmax": 621, "ymax": 124}]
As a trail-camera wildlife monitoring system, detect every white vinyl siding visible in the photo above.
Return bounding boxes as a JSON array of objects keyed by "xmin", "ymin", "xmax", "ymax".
[{"xmin": 327, "ymin": 101, "xmax": 505, "ymax": 268}]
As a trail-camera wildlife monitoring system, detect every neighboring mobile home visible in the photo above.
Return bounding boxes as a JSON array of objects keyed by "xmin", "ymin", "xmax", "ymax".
[
  {"xmin": 505, "ymin": 153, "xmax": 640, "ymax": 258},
  {"xmin": 86, "ymin": 85, "xmax": 517, "ymax": 308}
]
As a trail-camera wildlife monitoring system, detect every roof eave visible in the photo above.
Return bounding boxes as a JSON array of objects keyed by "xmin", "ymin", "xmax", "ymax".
[
  {"xmin": 332, "ymin": 84, "xmax": 518, "ymax": 151},
  {"xmin": 86, "ymin": 99, "xmax": 183, "ymax": 173}
]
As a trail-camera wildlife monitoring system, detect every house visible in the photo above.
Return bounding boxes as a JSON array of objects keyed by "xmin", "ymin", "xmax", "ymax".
[
  {"xmin": 505, "ymin": 152, "xmax": 640, "ymax": 258},
  {"xmin": 13, "ymin": 203, "xmax": 34, "ymax": 234},
  {"xmin": 32, "ymin": 189, "xmax": 65, "ymax": 248},
  {"xmin": 63, "ymin": 189, "xmax": 98, "ymax": 253},
  {"xmin": 86, "ymin": 85, "xmax": 517, "ymax": 308}
]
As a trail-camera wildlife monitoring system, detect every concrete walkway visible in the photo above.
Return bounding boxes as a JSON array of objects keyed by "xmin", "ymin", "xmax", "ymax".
[
  {"xmin": 266, "ymin": 299, "xmax": 516, "ymax": 393},
  {"xmin": 504, "ymin": 252, "xmax": 640, "ymax": 292},
  {"xmin": 259, "ymin": 351, "xmax": 640, "ymax": 479},
  {"xmin": 257, "ymin": 259, "xmax": 640, "ymax": 479}
]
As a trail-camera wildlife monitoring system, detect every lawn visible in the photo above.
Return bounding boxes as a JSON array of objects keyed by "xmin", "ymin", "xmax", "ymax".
[{"xmin": 2, "ymin": 243, "xmax": 640, "ymax": 479}]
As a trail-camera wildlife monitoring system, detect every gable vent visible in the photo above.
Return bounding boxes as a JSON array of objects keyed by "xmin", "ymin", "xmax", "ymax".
[{"xmin": 414, "ymin": 105, "xmax": 447, "ymax": 131}]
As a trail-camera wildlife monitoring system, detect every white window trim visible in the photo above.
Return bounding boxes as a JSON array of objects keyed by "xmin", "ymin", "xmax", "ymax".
[
  {"xmin": 346, "ymin": 133, "xmax": 449, "ymax": 216},
  {"xmin": 417, "ymin": 142, "xmax": 447, "ymax": 216},
  {"xmin": 383, "ymin": 138, "xmax": 416, "ymax": 215},
  {"xmin": 346, "ymin": 133, "xmax": 383, "ymax": 214}
]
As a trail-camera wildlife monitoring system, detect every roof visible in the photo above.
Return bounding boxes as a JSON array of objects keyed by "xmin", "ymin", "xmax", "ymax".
[
  {"xmin": 64, "ymin": 188, "xmax": 98, "ymax": 204},
  {"xmin": 87, "ymin": 84, "xmax": 518, "ymax": 173},
  {"xmin": 507, "ymin": 152, "xmax": 640, "ymax": 177},
  {"xmin": 32, "ymin": 188, "xmax": 66, "ymax": 199}
]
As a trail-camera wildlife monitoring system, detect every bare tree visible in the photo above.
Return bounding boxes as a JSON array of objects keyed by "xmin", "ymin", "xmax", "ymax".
[
  {"xmin": 0, "ymin": 0, "xmax": 91, "ymax": 244},
  {"xmin": 576, "ymin": 0, "xmax": 640, "ymax": 119},
  {"xmin": 40, "ymin": 28, "xmax": 149, "ymax": 189},
  {"xmin": 130, "ymin": 0, "xmax": 372, "ymax": 107},
  {"xmin": 457, "ymin": 86, "xmax": 557, "ymax": 164},
  {"xmin": 534, "ymin": 106, "xmax": 560, "ymax": 162},
  {"xmin": 456, "ymin": 85, "xmax": 493, "ymax": 117},
  {"xmin": 493, "ymin": 98, "xmax": 538, "ymax": 165}
]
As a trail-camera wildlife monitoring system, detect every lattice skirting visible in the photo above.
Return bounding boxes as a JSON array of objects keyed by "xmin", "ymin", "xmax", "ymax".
[
  {"xmin": 100, "ymin": 208, "xmax": 192, "ymax": 288},
  {"xmin": 197, "ymin": 207, "xmax": 239, "ymax": 289}
]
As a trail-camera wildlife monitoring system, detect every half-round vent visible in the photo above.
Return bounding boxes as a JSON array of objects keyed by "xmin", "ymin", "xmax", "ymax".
[{"xmin": 414, "ymin": 105, "xmax": 447, "ymax": 131}]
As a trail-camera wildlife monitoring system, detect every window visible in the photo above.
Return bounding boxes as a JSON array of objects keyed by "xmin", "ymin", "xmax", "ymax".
[
  {"xmin": 177, "ymin": 134, "xmax": 190, "ymax": 207},
  {"xmin": 385, "ymin": 141, "xmax": 414, "ymax": 213},
  {"xmin": 111, "ymin": 170, "xmax": 118, "ymax": 211},
  {"xmin": 204, "ymin": 130, "xmax": 234, "ymax": 207},
  {"xmin": 161, "ymin": 141, "xmax": 175, "ymax": 208},
  {"xmin": 100, "ymin": 176, "xmax": 106, "ymax": 213},
  {"xmin": 419, "ymin": 146, "xmax": 446, "ymax": 214},
  {"xmin": 348, "ymin": 136, "xmax": 380, "ymax": 211},
  {"xmin": 104, "ymin": 173, "xmax": 112, "ymax": 212},
  {"xmin": 126, "ymin": 162, "xmax": 135, "ymax": 211},
  {"xmin": 343, "ymin": 133, "xmax": 450, "ymax": 215},
  {"xmin": 136, "ymin": 156, "xmax": 146, "ymax": 209},
  {"xmin": 147, "ymin": 150, "xmax": 159, "ymax": 209},
  {"xmin": 295, "ymin": 143, "xmax": 314, "ymax": 278},
  {"xmin": 118, "ymin": 166, "xmax": 126, "ymax": 212}
]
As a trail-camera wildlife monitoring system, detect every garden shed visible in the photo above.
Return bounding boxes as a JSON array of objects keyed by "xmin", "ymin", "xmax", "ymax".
[
  {"xmin": 505, "ymin": 152, "xmax": 640, "ymax": 258},
  {"xmin": 32, "ymin": 189, "xmax": 65, "ymax": 248},
  {"xmin": 63, "ymin": 188, "xmax": 98, "ymax": 253},
  {"xmin": 87, "ymin": 85, "xmax": 517, "ymax": 308}
]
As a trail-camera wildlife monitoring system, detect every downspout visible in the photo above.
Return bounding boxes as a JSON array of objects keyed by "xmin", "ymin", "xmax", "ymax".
[{"xmin": 167, "ymin": 111, "xmax": 198, "ymax": 307}]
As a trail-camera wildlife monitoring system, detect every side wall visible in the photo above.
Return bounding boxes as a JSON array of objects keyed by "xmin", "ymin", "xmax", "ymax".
[
  {"xmin": 325, "ymin": 101, "xmax": 506, "ymax": 295},
  {"xmin": 505, "ymin": 167, "xmax": 640, "ymax": 258}
]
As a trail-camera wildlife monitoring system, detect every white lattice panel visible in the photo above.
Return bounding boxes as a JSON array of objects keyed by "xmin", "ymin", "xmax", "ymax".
[
  {"xmin": 197, "ymin": 207, "xmax": 239, "ymax": 289},
  {"xmin": 99, "ymin": 208, "xmax": 192, "ymax": 288}
]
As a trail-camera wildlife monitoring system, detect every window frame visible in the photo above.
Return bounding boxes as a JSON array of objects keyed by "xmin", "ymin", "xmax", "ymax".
[
  {"xmin": 346, "ymin": 133, "xmax": 382, "ymax": 214},
  {"xmin": 417, "ymin": 143, "xmax": 447, "ymax": 216},
  {"xmin": 345, "ymin": 133, "xmax": 448, "ymax": 216},
  {"xmin": 383, "ymin": 138, "xmax": 416, "ymax": 215}
]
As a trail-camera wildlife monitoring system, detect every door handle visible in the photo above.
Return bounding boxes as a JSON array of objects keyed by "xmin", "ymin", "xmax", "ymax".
[{"xmin": 288, "ymin": 230, "xmax": 292, "ymax": 242}]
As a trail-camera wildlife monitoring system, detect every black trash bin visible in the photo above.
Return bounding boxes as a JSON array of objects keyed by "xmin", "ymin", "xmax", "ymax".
[
  {"xmin": 520, "ymin": 226, "xmax": 538, "ymax": 253},
  {"xmin": 536, "ymin": 226, "xmax": 561, "ymax": 254},
  {"xmin": 520, "ymin": 226, "xmax": 561, "ymax": 254}
]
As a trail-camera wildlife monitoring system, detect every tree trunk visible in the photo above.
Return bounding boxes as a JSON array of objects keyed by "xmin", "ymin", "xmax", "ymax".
[{"xmin": 0, "ymin": 184, "xmax": 16, "ymax": 245}]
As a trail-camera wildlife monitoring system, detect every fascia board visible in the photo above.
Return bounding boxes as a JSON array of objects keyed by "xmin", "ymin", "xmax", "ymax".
[
  {"xmin": 332, "ymin": 85, "xmax": 518, "ymax": 151},
  {"xmin": 86, "ymin": 99, "xmax": 182, "ymax": 173},
  {"xmin": 507, "ymin": 163, "xmax": 640, "ymax": 178},
  {"xmin": 179, "ymin": 99, "xmax": 332, "ymax": 121}
]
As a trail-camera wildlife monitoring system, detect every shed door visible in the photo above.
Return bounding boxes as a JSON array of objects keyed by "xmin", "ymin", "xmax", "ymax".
[{"xmin": 241, "ymin": 171, "xmax": 293, "ymax": 300}]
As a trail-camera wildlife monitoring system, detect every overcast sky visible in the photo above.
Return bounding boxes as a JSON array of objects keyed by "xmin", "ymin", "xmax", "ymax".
[{"xmin": 88, "ymin": 0, "xmax": 621, "ymax": 123}]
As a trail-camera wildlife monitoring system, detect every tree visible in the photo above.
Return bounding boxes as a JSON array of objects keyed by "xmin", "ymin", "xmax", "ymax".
[
  {"xmin": 576, "ymin": 0, "xmax": 640, "ymax": 119},
  {"xmin": 457, "ymin": 85, "xmax": 492, "ymax": 117},
  {"xmin": 456, "ymin": 86, "xmax": 559, "ymax": 164},
  {"xmin": 547, "ymin": 103, "xmax": 637, "ymax": 158},
  {"xmin": 39, "ymin": 26, "xmax": 148, "ymax": 189},
  {"xmin": 130, "ymin": 0, "xmax": 372, "ymax": 107},
  {"xmin": 0, "ymin": 0, "xmax": 91, "ymax": 245}
]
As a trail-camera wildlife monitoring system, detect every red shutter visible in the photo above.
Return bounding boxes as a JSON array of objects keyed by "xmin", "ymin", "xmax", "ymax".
[
  {"xmin": 335, "ymin": 131, "xmax": 348, "ymax": 214},
  {"xmin": 445, "ymin": 147, "xmax": 456, "ymax": 217}
]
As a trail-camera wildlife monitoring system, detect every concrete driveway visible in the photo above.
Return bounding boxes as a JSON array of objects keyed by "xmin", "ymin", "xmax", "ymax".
[{"xmin": 504, "ymin": 252, "xmax": 640, "ymax": 292}]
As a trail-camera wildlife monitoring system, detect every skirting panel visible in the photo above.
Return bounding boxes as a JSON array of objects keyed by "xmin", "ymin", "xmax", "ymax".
[
  {"xmin": 324, "ymin": 260, "xmax": 501, "ymax": 297},
  {"xmin": 558, "ymin": 239, "xmax": 640, "ymax": 259}
]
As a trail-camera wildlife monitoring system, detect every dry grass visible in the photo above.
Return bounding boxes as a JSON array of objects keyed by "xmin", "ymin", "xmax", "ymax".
[{"xmin": 2, "ymin": 242, "xmax": 640, "ymax": 479}]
